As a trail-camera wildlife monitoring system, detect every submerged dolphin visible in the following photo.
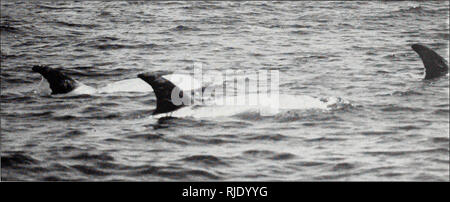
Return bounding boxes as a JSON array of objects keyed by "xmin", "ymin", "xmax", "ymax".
[{"xmin": 411, "ymin": 44, "xmax": 449, "ymax": 80}]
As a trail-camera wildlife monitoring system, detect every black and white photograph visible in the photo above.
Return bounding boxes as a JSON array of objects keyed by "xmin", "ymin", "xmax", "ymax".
[{"xmin": 1, "ymin": 0, "xmax": 449, "ymax": 191}]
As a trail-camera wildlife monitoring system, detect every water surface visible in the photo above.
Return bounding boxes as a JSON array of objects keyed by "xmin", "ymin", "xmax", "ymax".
[{"xmin": 1, "ymin": 1, "xmax": 449, "ymax": 181}]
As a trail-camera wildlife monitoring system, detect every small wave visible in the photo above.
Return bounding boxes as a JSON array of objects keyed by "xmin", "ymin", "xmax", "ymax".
[
  {"xmin": 380, "ymin": 105, "xmax": 424, "ymax": 113},
  {"xmin": 290, "ymin": 24, "xmax": 313, "ymax": 29},
  {"xmin": 92, "ymin": 43, "xmax": 158, "ymax": 50},
  {"xmin": 63, "ymin": 129, "xmax": 86, "ymax": 137},
  {"xmin": 96, "ymin": 36, "xmax": 119, "ymax": 42},
  {"xmin": 363, "ymin": 150, "xmax": 406, "ymax": 158},
  {"xmin": 1, "ymin": 152, "xmax": 38, "ymax": 167},
  {"xmin": 183, "ymin": 169, "xmax": 221, "ymax": 180},
  {"xmin": 290, "ymin": 30, "xmax": 310, "ymax": 35},
  {"xmin": 244, "ymin": 133, "xmax": 288, "ymax": 141},
  {"xmin": 435, "ymin": 32, "xmax": 449, "ymax": 40},
  {"xmin": 361, "ymin": 131, "xmax": 396, "ymax": 136},
  {"xmin": 295, "ymin": 55, "xmax": 329, "ymax": 62},
  {"xmin": 431, "ymin": 137, "xmax": 449, "ymax": 143},
  {"xmin": 1, "ymin": 52, "xmax": 23, "ymax": 60},
  {"xmin": 88, "ymin": 112, "xmax": 121, "ymax": 120},
  {"xmin": 269, "ymin": 153, "xmax": 296, "ymax": 161},
  {"xmin": 71, "ymin": 165, "xmax": 111, "ymax": 176},
  {"xmin": 364, "ymin": 148, "xmax": 449, "ymax": 156},
  {"xmin": 0, "ymin": 23, "xmax": 19, "ymax": 33},
  {"xmin": 394, "ymin": 5, "xmax": 428, "ymax": 15},
  {"xmin": 178, "ymin": 135, "xmax": 237, "ymax": 145},
  {"xmin": 391, "ymin": 90, "xmax": 423, "ymax": 96},
  {"xmin": 3, "ymin": 77, "xmax": 34, "ymax": 84},
  {"xmin": 433, "ymin": 108, "xmax": 449, "ymax": 116},
  {"xmin": 304, "ymin": 137, "xmax": 345, "ymax": 142},
  {"xmin": 243, "ymin": 150, "xmax": 275, "ymax": 157},
  {"xmin": 42, "ymin": 175, "xmax": 73, "ymax": 181},
  {"xmin": 23, "ymin": 111, "xmax": 54, "ymax": 117},
  {"xmin": 421, "ymin": 148, "xmax": 449, "ymax": 154},
  {"xmin": 37, "ymin": 4, "xmax": 83, "ymax": 10},
  {"xmin": 98, "ymin": 11, "xmax": 112, "ymax": 17},
  {"xmin": 181, "ymin": 155, "xmax": 229, "ymax": 167},
  {"xmin": 391, "ymin": 125, "xmax": 421, "ymax": 131},
  {"xmin": 70, "ymin": 152, "xmax": 115, "ymax": 161},
  {"xmin": 0, "ymin": 93, "xmax": 35, "ymax": 103},
  {"xmin": 170, "ymin": 25, "xmax": 201, "ymax": 32},
  {"xmin": 129, "ymin": 165, "xmax": 220, "ymax": 180},
  {"xmin": 55, "ymin": 21, "xmax": 99, "ymax": 29},
  {"xmin": 242, "ymin": 150, "xmax": 296, "ymax": 161},
  {"xmin": 293, "ymin": 161, "xmax": 326, "ymax": 167},
  {"xmin": 181, "ymin": 4, "xmax": 225, "ymax": 10},
  {"xmin": 52, "ymin": 115, "xmax": 79, "ymax": 121},
  {"xmin": 127, "ymin": 133, "xmax": 164, "ymax": 141},
  {"xmin": 331, "ymin": 162, "xmax": 355, "ymax": 171}
]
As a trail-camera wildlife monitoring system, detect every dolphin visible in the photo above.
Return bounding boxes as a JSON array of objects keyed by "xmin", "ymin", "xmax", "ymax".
[
  {"xmin": 411, "ymin": 44, "xmax": 449, "ymax": 80},
  {"xmin": 32, "ymin": 65, "xmax": 82, "ymax": 94},
  {"xmin": 32, "ymin": 65, "xmax": 203, "ymax": 95},
  {"xmin": 32, "ymin": 66, "xmax": 339, "ymax": 118},
  {"xmin": 137, "ymin": 72, "xmax": 336, "ymax": 118},
  {"xmin": 138, "ymin": 72, "xmax": 189, "ymax": 115}
]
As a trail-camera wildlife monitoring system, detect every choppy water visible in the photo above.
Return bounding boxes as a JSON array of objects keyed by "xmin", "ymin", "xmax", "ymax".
[{"xmin": 1, "ymin": 1, "xmax": 449, "ymax": 181}]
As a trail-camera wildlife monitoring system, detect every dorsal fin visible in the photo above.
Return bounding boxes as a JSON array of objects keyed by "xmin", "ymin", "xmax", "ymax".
[
  {"xmin": 411, "ymin": 44, "xmax": 449, "ymax": 80},
  {"xmin": 32, "ymin": 65, "xmax": 78, "ymax": 94},
  {"xmin": 138, "ymin": 72, "xmax": 190, "ymax": 115}
]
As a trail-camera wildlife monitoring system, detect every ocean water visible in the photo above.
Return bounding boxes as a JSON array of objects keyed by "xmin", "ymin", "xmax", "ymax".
[{"xmin": 1, "ymin": 1, "xmax": 449, "ymax": 181}]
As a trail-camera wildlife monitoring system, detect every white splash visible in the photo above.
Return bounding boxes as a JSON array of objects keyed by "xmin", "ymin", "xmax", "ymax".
[{"xmin": 36, "ymin": 77, "xmax": 52, "ymax": 95}]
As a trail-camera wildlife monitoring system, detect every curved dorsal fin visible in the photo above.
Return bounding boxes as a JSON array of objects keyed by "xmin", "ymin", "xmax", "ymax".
[
  {"xmin": 138, "ymin": 72, "xmax": 190, "ymax": 115},
  {"xmin": 32, "ymin": 65, "xmax": 77, "ymax": 94},
  {"xmin": 411, "ymin": 44, "xmax": 449, "ymax": 80}
]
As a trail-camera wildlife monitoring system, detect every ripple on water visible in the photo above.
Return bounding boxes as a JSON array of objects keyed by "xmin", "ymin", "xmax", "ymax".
[
  {"xmin": 242, "ymin": 150, "xmax": 296, "ymax": 161},
  {"xmin": 380, "ymin": 105, "xmax": 425, "ymax": 113},
  {"xmin": 69, "ymin": 152, "xmax": 115, "ymax": 161},
  {"xmin": 364, "ymin": 148, "xmax": 449, "ymax": 157},
  {"xmin": 431, "ymin": 137, "xmax": 450, "ymax": 144},
  {"xmin": 180, "ymin": 155, "xmax": 229, "ymax": 167},
  {"xmin": 244, "ymin": 133, "xmax": 288, "ymax": 141},
  {"xmin": 1, "ymin": 151, "xmax": 38, "ymax": 167},
  {"xmin": 126, "ymin": 133, "xmax": 165, "ymax": 141},
  {"xmin": 178, "ymin": 135, "xmax": 238, "ymax": 145},
  {"xmin": 71, "ymin": 165, "xmax": 111, "ymax": 177},
  {"xmin": 331, "ymin": 162, "xmax": 356, "ymax": 171},
  {"xmin": 128, "ymin": 165, "xmax": 221, "ymax": 180},
  {"xmin": 63, "ymin": 129, "xmax": 86, "ymax": 137}
]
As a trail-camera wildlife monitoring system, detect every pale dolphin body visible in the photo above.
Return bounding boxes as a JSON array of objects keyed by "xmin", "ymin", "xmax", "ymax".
[{"xmin": 137, "ymin": 72, "xmax": 335, "ymax": 117}]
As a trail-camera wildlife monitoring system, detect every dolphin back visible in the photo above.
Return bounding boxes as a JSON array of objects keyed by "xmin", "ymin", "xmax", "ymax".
[
  {"xmin": 138, "ymin": 72, "xmax": 189, "ymax": 115},
  {"xmin": 32, "ymin": 65, "xmax": 78, "ymax": 94},
  {"xmin": 411, "ymin": 44, "xmax": 449, "ymax": 80}
]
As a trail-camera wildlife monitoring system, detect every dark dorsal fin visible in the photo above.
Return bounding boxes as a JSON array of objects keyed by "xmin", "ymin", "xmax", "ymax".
[
  {"xmin": 138, "ymin": 72, "xmax": 190, "ymax": 115},
  {"xmin": 32, "ymin": 65, "xmax": 78, "ymax": 94},
  {"xmin": 411, "ymin": 44, "xmax": 449, "ymax": 80}
]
